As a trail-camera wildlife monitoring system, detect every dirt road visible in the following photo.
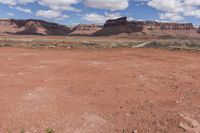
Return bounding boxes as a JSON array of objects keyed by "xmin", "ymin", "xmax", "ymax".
[{"xmin": 0, "ymin": 47, "xmax": 199, "ymax": 133}]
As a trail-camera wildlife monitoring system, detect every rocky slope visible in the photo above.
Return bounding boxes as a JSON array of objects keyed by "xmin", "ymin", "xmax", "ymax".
[
  {"xmin": 0, "ymin": 17, "xmax": 200, "ymax": 39},
  {"xmin": 94, "ymin": 17, "xmax": 199, "ymax": 38},
  {"xmin": 69, "ymin": 24, "xmax": 102, "ymax": 36},
  {"xmin": 0, "ymin": 19, "xmax": 71, "ymax": 35}
]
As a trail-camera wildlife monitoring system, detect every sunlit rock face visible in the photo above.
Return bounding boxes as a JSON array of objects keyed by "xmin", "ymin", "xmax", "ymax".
[
  {"xmin": 0, "ymin": 19, "xmax": 72, "ymax": 36},
  {"xmin": 95, "ymin": 17, "xmax": 197, "ymax": 38},
  {"xmin": 70, "ymin": 24, "xmax": 102, "ymax": 36}
]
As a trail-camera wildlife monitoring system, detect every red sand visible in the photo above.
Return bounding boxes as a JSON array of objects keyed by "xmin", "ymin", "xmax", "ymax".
[{"xmin": 0, "ymin": 47, "xmax": 199, "ymax": 133}]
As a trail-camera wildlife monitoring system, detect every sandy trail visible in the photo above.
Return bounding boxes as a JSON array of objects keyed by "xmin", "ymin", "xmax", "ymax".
[
  {"xmin": 0, "ymin": 47, "xmax": 199, "ymax": 133},
  {"xmin": 132, "ymin": 42, "xmax": 151, "ymax": 48}
]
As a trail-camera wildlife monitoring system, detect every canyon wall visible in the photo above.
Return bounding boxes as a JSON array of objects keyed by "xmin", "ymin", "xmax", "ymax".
[
  {"xmin": 104, "ymin": 17, "xmax": 193, "ymax": 30},
  {"xmin": 0, "ymin": 19, "xmax": 71, "ymax": 35},
  {"xmin": 0, "ymin": 17, "xmax": 199, "ymax": 39},
  {"xmin": 70, "ymin": 24, "xmax": 102, "ymax": 36},
  {"xmin": 94, "ymin": 17, "xmax": 198, "ymax": 38}
]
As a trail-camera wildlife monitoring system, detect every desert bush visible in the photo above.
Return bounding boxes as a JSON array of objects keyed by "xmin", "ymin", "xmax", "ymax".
[{"xmin": 46, "ymin": 128, "xmax": 54, "ymax": 133}]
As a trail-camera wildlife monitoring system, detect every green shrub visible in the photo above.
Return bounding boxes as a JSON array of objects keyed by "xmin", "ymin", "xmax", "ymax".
[{"xmin": 46, "ymin": 128, "xmax": 54, "ymax": 133}]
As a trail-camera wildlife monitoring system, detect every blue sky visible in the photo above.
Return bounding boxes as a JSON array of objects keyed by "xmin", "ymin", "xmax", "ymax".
[{"xmin": 0, "ymin": 0, "xmax": 200, "ymax": 25}]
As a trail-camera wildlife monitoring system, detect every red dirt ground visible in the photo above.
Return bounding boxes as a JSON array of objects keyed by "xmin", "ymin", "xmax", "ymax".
[{"xmin": 0, "ymin": 47, "xmax": 199, "ymax": 133}]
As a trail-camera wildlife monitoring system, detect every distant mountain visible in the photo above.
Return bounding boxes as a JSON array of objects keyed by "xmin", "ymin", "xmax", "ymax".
[
  {"xmin": 94, "ymin": 17, "xmax": 200, "ymax": 39},
  {"xmin": 0, "ymin": 19, "xmax": 71, "ymax": 35},
  {"xmin": 0, "ymin": 17, "xmax": 200, "ymax": 39},
  {"xmin": 69, "ymin": 24, "xmax": 102, "ymax": 36}
]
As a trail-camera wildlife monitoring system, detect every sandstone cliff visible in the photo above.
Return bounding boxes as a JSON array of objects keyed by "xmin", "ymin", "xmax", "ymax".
[
  {"xmin": 94, "ymin": 17, "xmax": 199, "ymax": 38},
  {"xmin": 0, "ymin": 19, "xmax": 71, "ymax": 35},
  {"xmin": 70, "ymin": 24, "xmax": 102, "ymax": 36},
  {"xmin": 0, "ymin": 17, "xmax": 199, "ymax": 39}
]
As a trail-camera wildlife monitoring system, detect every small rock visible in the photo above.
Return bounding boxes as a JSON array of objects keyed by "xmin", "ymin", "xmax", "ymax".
[
  {"xmin": 18, "ymin": 73, "xmax": 23, "ymax": 75},
  {"xmin": 132, "ymin": 130, "xmax": 138, "ymax": 133}
]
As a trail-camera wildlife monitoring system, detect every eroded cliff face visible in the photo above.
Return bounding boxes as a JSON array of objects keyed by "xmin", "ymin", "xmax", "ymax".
[
  {"xmin": 0, "ymin": 19, "xmax": 72, "ymax": 35},
  {"xmin": 70, "ymin": 24, "xmax": 102, "ymax": 36},
  {"xmin": 198, "ymin": 27, "xmax": 200, "ymax": 33},
  {"xmin": 0, "ymin": 18, "xmax": 199, "ymax": 38},
  {"xmin": 94, "ymin": 17, "xmax": 199, "ymax": 38},
  {"xmin": 104, "ymin": 17, "xmax": 194, "ymax": 30}
]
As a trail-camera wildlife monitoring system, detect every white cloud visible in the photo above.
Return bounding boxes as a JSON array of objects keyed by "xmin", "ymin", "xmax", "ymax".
[
  {"xmin": 36, "ymin": 10, "xmax": 69, "ymax": 20},
  {"xmin": 1, "ymin": 0, "xmax": 200, "ymax": 23},
  {"xmin": 6, "ymin": 12, "xmax": 15, "ymax": 16},
  {"xmin": 36, "ymin": 10, "xmax": 61, "ymax": 19},
  {"xmin": 0, "ymin": 0, "xmax": 81, "ymax": 12},
  {"xmin": 183, "ymin": 6, "xmax": 200, "ymax": 18},
  {"xmin": 159, "ymin": 12, "xmax": 184, "ymax": 21},
  {"xmin": 140, "ymin": 0, "xmax": 200, "ymax": 21},
  {"xmin": 38, "ymin": 0, "xmax": 81, "ymax": 12},
  {"xmin": 147, "ymin": 0, "xmax": 183, "ymax": 12},
  {"xmin": 184, "ymin": 0, "xmax": 200, "ymax": 6},
  {"xmin": 0, "ymin": 0, "xmax": 34, "ymax": 5},
  {"xmin": 16, "ymin": 6, "xmax": 32, "ymax": 13},
  {"xmin": 82, "ymin": 12, "xmax": 122, "ymax": 24},
  {"xmin": 84, "ymin": 0, "xmax": 129, "ymax": 11}
]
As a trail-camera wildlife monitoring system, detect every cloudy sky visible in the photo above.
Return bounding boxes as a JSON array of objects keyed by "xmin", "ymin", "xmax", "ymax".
[{"xmin": 0, "ymin": 0, "xmax": 200, "ymax": 25}]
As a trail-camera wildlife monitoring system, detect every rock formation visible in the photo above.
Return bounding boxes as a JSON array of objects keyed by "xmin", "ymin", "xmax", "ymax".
[
  {"xmin": 94, "ymin": 17, "xmax": 199, "ymax": 38},
  {"xmin": 0, "ymin": 17, "xmax": 199, "ymax": 39},
  {"xmin": 198, "ymin": 27, "xmax": 200, "ymax": 33},
  {"xmin": 0, "ymin": 19, "xmax": 71, "ymax": 35},
  {"xmin": 70, "ymin": 24, "xmax": 102, "ymax": 36},
  {"xmin": 104, "ymin": 17, "xmax": 193, "ymax": 30},
  {"xmin": 104, "ymin": 17, "xmax": 127, "ymax": 27}
]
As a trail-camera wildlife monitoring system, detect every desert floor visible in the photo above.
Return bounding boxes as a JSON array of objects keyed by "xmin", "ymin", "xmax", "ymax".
[{"xmin": 0, "ymin": 47, "xmax": 199, "ymax": 133}]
